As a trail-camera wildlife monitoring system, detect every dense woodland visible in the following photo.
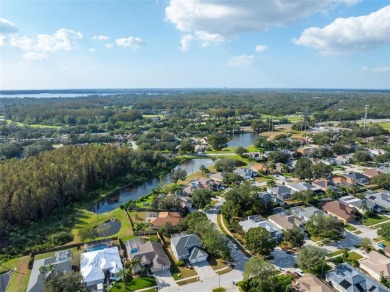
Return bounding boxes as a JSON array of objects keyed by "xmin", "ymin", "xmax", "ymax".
[{"xmin": 0, "ymin": 145, "xmax": 171, "ymax": 237}]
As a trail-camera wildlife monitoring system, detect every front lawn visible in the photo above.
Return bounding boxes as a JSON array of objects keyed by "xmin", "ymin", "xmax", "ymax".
[
  {"xmin": 110, "ymin": 276, "xmax": 157, "ymax": 291},
  {"xmin": 329, "ymin": 249, "xmax": 344, "ymax": 257},
  {"xmin": 344, "ymin": 224, "xmax": 358, "ymax": 231},
  {"xmin": 0, "ymin": 256, "xmax": 31, "ymax": 292},
  {"xmin": 362, "ymin": 215, "xmax": 389, "ymax": 226},
  {"xmin": 207, "ymin": 255, "xmax": 228, "ymax": 270},
  {"xmin": 348, "ymin": 251, "xmax": 363, "ymax": 261},
  {"xmin": 70, "ymin": 207, "xmax": 133, "ymax": 243}
]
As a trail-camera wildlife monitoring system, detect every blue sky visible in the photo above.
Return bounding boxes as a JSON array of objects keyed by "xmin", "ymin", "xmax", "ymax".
[{"xmin": 0, "ymin": 0, "xmax": 389, "ymax": 89}]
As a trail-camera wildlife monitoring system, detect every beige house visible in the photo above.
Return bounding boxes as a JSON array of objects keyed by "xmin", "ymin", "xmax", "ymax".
[
  {"xmin": 360, "ymin": 251, "xmax": 390, "ymax": 281},
  {"xmin": 322, "ymin": 201, "xmax": 356, "ymax": 223},
  {"xmin": 294, "ymin": 273, "xmax": 333, "ymax": 292},
  {"xmin": 268, "ymin": 214, "xmax": 303, "ymax": 231}
]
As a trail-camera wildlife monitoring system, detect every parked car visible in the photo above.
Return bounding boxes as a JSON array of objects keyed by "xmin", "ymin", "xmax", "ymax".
[
  {"xmin": 296, "ymin": 268, "xmax": 304, "ymax": 276},
  {"xmin": 377, "ymin": 243, "xmax": 386, "ymax": 249}
]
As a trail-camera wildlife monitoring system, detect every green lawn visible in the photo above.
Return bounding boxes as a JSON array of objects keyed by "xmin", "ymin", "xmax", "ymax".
[
  {"xmin": 110, "ymin": 276, "xmax": 157, "ymax": 291},
  {"xmin": 348, "ymin": 251, "xmax": 363, "ymax": 261},
  {"xmin": 177, "ymin": 277, "xmax": 198, "ymax": 286},
  {"xmin": 70, "ymin": 207, "xmax": 133, "ymax": 244},
  {"xmin": 135, "ymin": 193, "xmax": 155, "ymax": 208},
  {"xmin": 207, "ymin": 255, "xmax": 228, "ymax": 271},
  {"xmin": 344, "ymin": 224, "xmax": 358, "ymax": 232},
  {"xmin": 34, "ymin": 247, "xmax": 79, "ymax": 261},
  {"xmin": 0, "ymin": 256, "xmax": 31, "ymax": 292},
  {"xmin": 362, "ymin": 215, "xmax": 389, "ymax": 226},
  {"xmin": 329, "ymin": 250, "xmax": 344, "ymax": 257}
]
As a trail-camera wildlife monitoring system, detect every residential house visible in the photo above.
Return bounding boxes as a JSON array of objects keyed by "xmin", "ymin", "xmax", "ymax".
[
  {"xmin": 80, "ymin": 246, "xmax": 123, "ymax": 289},
  {"xmin": 377, "ymin": 166, "xmax": 390, "ymax": 174},
  {"xmin": 312, "ymin": 179, "xmax": 336, "ymax": 192},
  {"xmin": 339, "ymin": 195, "xmax": 367, "ymax": 214},
  {"xmin": 250, "ymin": 163, "xmax": 269, "ymax": 175},
  {"xmin": 176, "ymin": 195, "xmax": 193, "ymax": 209},
  {"xmin": 290, "ymin": 206, "xmax": 327, "ymax": 222},
  {"xmin": 258, "ymin": 191, "xmax": 280, "ymax": 205},
  {"xmin": 297, "ymin": 147, "xmax": 314, "ymax": 156},
  {"xmin": 364, "ymin": 168, "xmax": 383, "ymax": 178},
  {"xmin": 359, "ymin": 251, "xmax": 390, "ymax": 281},
  {"xmin": 170, "ymin": 233, "xmax": 208, "ymax": 264},
  {"xmin": 27, "ymin": 250, "xmax": 72, "ymax": 292},
  {"xmin": 322, "ymin": 201, "xmax": 356, "ymax": 223},
  {"xmin": 334, "ymin": 155, "xmax": 353, "ymax": 165},
  {"xmin": 148, "ymin": 212, "xmax": 183, "ymax": 230},
  {"xmin": 286, "ymin": 182, "xmax": 319, "ymax": 194},
  {"xmin": 239, "ymin": 216, "xmax": 283, "ymax": 240},
  {"xmin": 368, "ymin": 148, "xmax": 388, "ymax": 159},
  {"xmin": 326, "ymin": 263, "xmax": 388, "ymax": 292},
  {"xmin": 126, "ymin": 239, "xmax": 170, "ymax": 273},
  {"xmin": 209, "ymin": 172, "xmax": 224, "ymax": 184},
  {"xmin": 343, "ymin": 172, "xmax": 370, "ymax": 185},
  {"xmin": 267, "ymin": 185, "xmax": 293, "ymax": 201},
  {"xmin": 268, "ymin": 214, "xmax": 304, "ymax": 231},
  {"xmin": 294, "ymin": 273, "xmax": 333, "ymax": 292},
  {"xmin": 332, "ymin": 175, "xmax": 352, "ymax": 186},
  {"xmin": 234, "ymin": 167, "xmax": 256, "ymax": 180},
  {"xmin": 366, "ymin": 192, "xmax": 390, "ymax": 210}
]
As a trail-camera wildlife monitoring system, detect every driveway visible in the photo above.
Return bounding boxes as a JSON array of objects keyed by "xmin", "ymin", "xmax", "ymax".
[
  {"xmin": 270, "ymin": 248, "xmax": 296, "ymax": 270},
  {"xmin": 193, "ymin": 261, "xmax": 217, "ymax": 280},
  {"xmin": 154, "ymin": 269, "xmax": 178, "ymax": 289}
]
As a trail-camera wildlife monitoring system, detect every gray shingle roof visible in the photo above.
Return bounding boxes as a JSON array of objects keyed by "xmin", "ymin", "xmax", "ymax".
[
  {"xmin": 188, "ymin": 247, "xmax": 208, "ymax": 261},
  {"xmin": 171, "ymin": 234, "xmax": 202, "ymax": 258}
]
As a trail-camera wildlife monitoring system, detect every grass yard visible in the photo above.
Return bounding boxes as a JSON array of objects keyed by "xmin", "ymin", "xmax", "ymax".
[
  {"xmin": 207, "ymin": 255, "xmax": 228, "ymax": 270},
  {"xmin": 348, "ymin": 251, "xmax": 363, "ymax": 261},
  {"xmin": 136, "ymin": 193, "xmax": 155, "ymax": 208},
  {"xmin": 0, "ymin": 256, "xmax": 31, "ymax": 292},
  {"xmin": 213, "ymin": 288, "xmax": 226, "ymax": 292},
  {"xmin": 110, "ymin": 276, "xmax": 157, "ymax": 291},
  {"xmin": 216, "ymin": 267, "xmax": 233, "ymax": 275},
  {"xmin": 344, "ymin": 224, "xmax": 358, "ymax": 232},
  {"xmin": 177, "ymin": 277, "xmax": 198, "ymax": 286},
  {"xmin": 362, "ymin": 215, "xmax": 389, "ymax": 226},
  {"xmin": 70, "ymin": 207, "xmax": 133, "ymax": 244},
  {"xmin": 34, "ymin": 247, "xmax": 79, "ymax": 261},
  {"xmin": 329, "ymin": 250, "xmax": 344, "ymax": 257}
]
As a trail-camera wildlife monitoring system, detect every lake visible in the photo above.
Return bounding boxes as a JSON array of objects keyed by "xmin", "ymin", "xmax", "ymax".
[
  {"xmin": 91, "ymin": 158, "xmax": 215, "ymax": 213},
  {"xmin": 227, "ymin": 132, "xmax": 258, "ymax": 148}
]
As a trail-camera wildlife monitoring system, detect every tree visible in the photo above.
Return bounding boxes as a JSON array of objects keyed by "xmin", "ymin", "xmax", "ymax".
[
  {"xmin": 283, "ymin": 227, "xmax": 305, "ymax": 248},
  {"xmin": 294, "ymin": 157, "xmax": 313, "ymax": 180},
  {"xmin": 222, "ymin": 172, "xmax": 243, "ymax": 186},
  {"xmin": 215, "ymin": 158, "xmax": 237, "ymax": 172},
  {"xmin": 208, "ymin": 134, "xmax": 228, "ymax": 150},
  {"xmin": 244, "ymin": 227, "xmax": 276, "ymax": 255},
  {"xmin": 170, "ymin": 167, "xmax": 187, "ymax": 183},
  {"xmin": 191, "ymin": 189, "xmax": 213, "ymax": 209},
  {"xmin": 44, "ymin": 271, "xmax": 88, "ymax": 292},
  {"xmin": 292, "ymin": 190, "xmax": 313, "ymax": 206},
  {"xmin": 235, "ymin": 146, "xmax": 248, "ymax": 157},
  {"xmin": 78, "ymin": 226, "xmax": 98, "ymax": 241},
  {"xmin": 199, "ymin": 164, "xmax": 207, "ymax": 174},
  {"xmin": 268, "ymin": 151, "xmax": 289, "ymax": 163},
  {"xmin": 266, "ymin": 180, "xmax": 276, "ymax": 188},
  {"xmin": 242, "ymin": 256, "xmax": 278, "ymax": 292},
  {"xmin": 118, "ymin": 261, "xmax": 133, "ymax": 290},
  {"xmin": 378, "ymin": 223, "xmax": 390, "ymax": 241},
  {"xmin": 178, "ymin": 139, "xmax": 195, "ymax": 154},
  {"xmin": 311, "ymin": 162, "xmax": 332, "ymax": 179},
  {"xmin": 306, "ymin": 214, "xmax": 344, "ymax": 239},
  {"xmin": 297, "ymin": 245, "xmax": 328, "ymax": 273},
  {"xmin": 372, "ymin": 174, "xmax": 390, "ymax": 190},
  {"xmin": 353, "ymin": 150, "xmax": 372, "ymax": 163}
]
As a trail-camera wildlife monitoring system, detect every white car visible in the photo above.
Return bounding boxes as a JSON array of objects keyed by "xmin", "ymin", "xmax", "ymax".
[{"xmin": 296, "ymin": 268, "xmax": 304, "ymax": 276}]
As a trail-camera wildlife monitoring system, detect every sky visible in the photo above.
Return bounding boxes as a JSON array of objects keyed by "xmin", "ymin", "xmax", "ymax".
[{"xmin": 0, "ymin": 0, "xmax": 389, "ymax": 90}]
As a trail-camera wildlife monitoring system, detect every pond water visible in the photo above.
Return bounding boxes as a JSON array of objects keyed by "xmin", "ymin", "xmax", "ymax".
[
  {"xmin": 91, "ymin": 158, "xmax": 215, "ymax": 213},
  {"xmin": 227, "ymin": 132, "xmax": 258, "ymax": 148}
]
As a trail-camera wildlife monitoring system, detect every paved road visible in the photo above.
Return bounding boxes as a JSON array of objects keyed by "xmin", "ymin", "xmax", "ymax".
[{"xmin": 159, "ymin": 269, "xmax": 242, "ymax": 292}]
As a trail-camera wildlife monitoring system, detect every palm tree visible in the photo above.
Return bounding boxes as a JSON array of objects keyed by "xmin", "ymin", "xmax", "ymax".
[
  {"xmin": 118, "ymin": 263, "xmax": 132, "ymax": 291},
  {"xmin": 199, "ymin": 164, "xmax": 206, "ymax": 174},
  {"xmin": 266, "ymin": 180, "xmax": 276, "ymax": 188},
  {"xmin": 129, "ymin": 257, "xmax": 141, "ymax": 275}
]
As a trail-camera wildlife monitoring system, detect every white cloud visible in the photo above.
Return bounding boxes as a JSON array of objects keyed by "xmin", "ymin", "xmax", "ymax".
[
  {"xmin": 89, "ymin": 48, "xmax": 96, "ymax": 52},
  {"xmin": 7, "ymin": 29, "xmax": 83, "ymax": 53},
  {"xmin": 92, "ymin": 35, "xmax": 109, "ymax": 41},
  {"xmin": 227, "ymin": 55, "xmax": 256, "ymax": 67},
  {"xmin": 361, "ymin": 66, "xmax": 390, "ymax": 73},
  {"xmin": 179, "ymin": 34, "xmax": 193, "ymax": 52},
  {"xmin": 0, "ymin": 18, "xmax": 18, "ymax": 34},
  {"xmin": 22, "ymin": 52, "xmax": 47, "ymax": 61},
  {"xmin": 165, "ymin": 0, "xmax": 357, "ymax": 50},
  {"xmin": 255, "ymin": 45, "xmax": 268, "ymax": 52},
  {"xmin": 105, "ymin": 43, "xmax": 114, "ymax": 48},
  {"xmin": 115, "ymin": 37, "xmax": 145, "ymax": 50},
  {"xmin": 294, "ymin": 5, "xmax": 390, "ymax": 55}
]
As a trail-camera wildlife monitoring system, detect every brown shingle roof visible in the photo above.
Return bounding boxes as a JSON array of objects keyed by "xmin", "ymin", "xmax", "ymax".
[
  {"xmin": 150, "ymin": 212, "xmax": 183, "ymax": 229},
  {"xmin": 322, "ymin": 201, "xmax": 356, "ymax": 221}
]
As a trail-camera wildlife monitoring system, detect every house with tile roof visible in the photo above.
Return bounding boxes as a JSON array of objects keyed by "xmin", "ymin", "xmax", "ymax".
[
  {"xmin": 170, "ymin": 233, "xmax": 208, "ymax": 264},
  {"xmin": 126, "ymin": 239, "xmax": 170, "ymax": 273},
  {"xmin": 359, "ymin": 251, "xmax": 390, "ymax": 281},
  {"xmin": 294, "ymin": 273, "xmax": 333, "ymax": 292},
  {"xmin": 148, "ymin": 212, "xmax": 183, "ymax": 230},
  {"xmin": 326, "ymin": 263, "xmax": 388, "ymax": 292},
  {"xmin": 322, "ymin": 201, "xmax": 356, "ymax": 223},
  {"xmin": 268, "ymin": 214, "xmax": 304, "ymax": 231}
]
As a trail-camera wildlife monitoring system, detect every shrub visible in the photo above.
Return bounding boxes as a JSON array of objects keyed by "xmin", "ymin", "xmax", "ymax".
[
  {"xmin": 175, "ymin": 260, "xmax": 185, "ymax": 266},
  {"xmin": 48, "ymin": 231, "xmax": 73, "ymax": 245}
]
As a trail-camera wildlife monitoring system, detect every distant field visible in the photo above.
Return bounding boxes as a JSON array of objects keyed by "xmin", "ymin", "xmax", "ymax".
[
  {"xmin": 261, "ymin": 114, "xmax": 303, "ymax": 123},
  {"xmin": 143, "ymin": 114, "xmax": 163, "ymax": 118},
  {"xmin": 3, "ymin": 119, "xmax": 60, "ymax": 128}
]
